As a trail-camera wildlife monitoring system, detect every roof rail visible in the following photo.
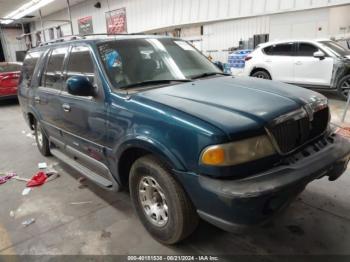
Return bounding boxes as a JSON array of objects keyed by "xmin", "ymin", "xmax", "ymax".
[
  {"xmin": 82, "ymin": 33, "xmax": 145, "ymax": 37},
  {"xmin": 38, "ymin": 35, "xmax": 83, "ymax": 46}
]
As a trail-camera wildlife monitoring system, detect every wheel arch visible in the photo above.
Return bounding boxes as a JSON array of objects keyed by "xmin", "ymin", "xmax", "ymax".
[
  {"xmin": 250, "ymin": 67, "xmax": 272, "ymax": 79},
  {"xmin": 115, "ymin": 138, "xmax": 187, "ymax": 187}
]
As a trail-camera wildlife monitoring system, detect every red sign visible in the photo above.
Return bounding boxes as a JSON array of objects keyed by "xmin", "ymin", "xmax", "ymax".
[{"xmin": 105, "ymin": 8, "xmax": 127, "ymax": 34}]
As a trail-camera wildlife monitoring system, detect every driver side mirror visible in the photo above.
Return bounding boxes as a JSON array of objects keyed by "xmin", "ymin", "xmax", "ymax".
[
  {"xmin": 66, "ymin": 76, "xmax": 95, "ymax": 97},
  {"xmin": 313, "ymin": 51, "xmax": 325, "ymax": 60}
]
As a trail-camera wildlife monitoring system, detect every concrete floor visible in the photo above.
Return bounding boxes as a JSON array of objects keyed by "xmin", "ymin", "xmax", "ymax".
[{"xmin": 1, "ymin": 93, "xmax": 350, "ymax": 256}]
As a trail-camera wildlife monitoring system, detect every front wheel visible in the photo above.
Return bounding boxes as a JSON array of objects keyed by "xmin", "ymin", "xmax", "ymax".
[
  {"xmin": 34, "ymin": 120, "xmax": 51, "ymax": 156},
  {"xmin": 337, "ymin": 75, "xmax": 350, "ymax": 101},
  {"xmin": 129, "ymin": 155, "xmax": 198, "ymax": 244},
  {"xmin": 251, "ymin": 70, "xmax": 271, "ymax": 80}
]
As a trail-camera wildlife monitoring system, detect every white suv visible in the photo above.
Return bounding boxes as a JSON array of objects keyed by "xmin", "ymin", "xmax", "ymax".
[{"xmin": 243, "ymin": 40, "xmax": 350, "ymax": 99}]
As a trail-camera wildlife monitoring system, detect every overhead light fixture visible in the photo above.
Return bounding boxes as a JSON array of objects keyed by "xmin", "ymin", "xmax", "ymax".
[{"xmin": 1, "ymin": 0, "xmax": 55, "ymax": 24}]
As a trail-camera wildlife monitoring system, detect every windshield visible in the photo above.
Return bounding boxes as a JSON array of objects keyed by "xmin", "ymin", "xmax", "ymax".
[
  {"xmin": 0, "ymin": 63, "xmax": 22, "ymax": 73},
  {"xmin": 318, "ymin": 41, "xmax": 350, "ymax": 58},
  {"xmin": 97, "ymin": 38, "xmax": 221, "ymax": 89}
]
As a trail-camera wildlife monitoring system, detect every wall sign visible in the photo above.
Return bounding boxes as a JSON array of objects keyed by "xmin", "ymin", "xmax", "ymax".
[
  {"xmin": 78, "ymin": 16, "xmax": 94, "ymax": 35},
  {"xmin": 105, "ymin": 8, "xmax": 127, "ymax": 34}
]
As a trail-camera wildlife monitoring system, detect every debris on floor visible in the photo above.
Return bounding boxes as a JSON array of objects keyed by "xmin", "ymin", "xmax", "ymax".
[
  {"xmin": 27, "ymin": 171, "xmax": 48, "ymax": 187},
  {"xmin": 9, "ymin": 210, "xmax": 15, "ymax": 218},
  {"xmin": 22, "ymin": 218, "xmax": 35, "ymax": 227},
  {"xmin": 38, "ymin": 162, "xmax": 48, "ymax": 169},
  {"xmin": 25, "ymin": 133, "xmax": 35, "ymax": 139},
  {"xmin": 0, "ymin": 172, "xmax": 16, "ymax": 185},
  {"xmin": 22, "ymin": 187, "xmax": 31, "ymax": 196},
  {"xmin": 13, "ymin": 176, "xmax": 30, "ymax": 182},
  {"xmin": 70, "ymin": 201, "xmax": 93, "ymax": 205}
]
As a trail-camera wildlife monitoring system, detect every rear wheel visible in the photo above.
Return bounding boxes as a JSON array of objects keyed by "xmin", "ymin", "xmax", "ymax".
[
  {"xmin": 34, "ymin": 120, "xmax": 51, "ymax": 156},
  {"xmin": 337, "ymin": 75, "xmax": 350, "ymax": 101},
  {"xmin": 251, "ymin": 70, "xmax": 271, "ymax": 80},
  {"xmin": 129, "ymin": 155, "xmax": 198, "ymax": 244}
]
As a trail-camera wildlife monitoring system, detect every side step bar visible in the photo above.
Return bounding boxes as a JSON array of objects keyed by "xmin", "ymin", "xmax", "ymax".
[{"xmin": 51, "ymin": 148, "xmax": 114, "ymax": 189}]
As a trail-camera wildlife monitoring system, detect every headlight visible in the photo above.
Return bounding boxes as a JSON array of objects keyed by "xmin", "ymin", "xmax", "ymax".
[{"xmin": 200, "ymin": 135, "xmax": 276, "ymax": 166}]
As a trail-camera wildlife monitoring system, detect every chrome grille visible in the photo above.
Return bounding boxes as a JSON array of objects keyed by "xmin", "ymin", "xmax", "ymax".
[{"xmin": 268, "ymin": 107, "xmax": 330, "ymax": 154}]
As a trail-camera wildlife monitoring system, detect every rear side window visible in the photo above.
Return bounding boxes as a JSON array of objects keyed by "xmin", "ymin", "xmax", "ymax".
[
  {"xmin": 297, "ymin": 43, "xmax": 319, "ymax": 56},
  {"xmin": 264, "ymin": 43, "xmax": 294, "ymax": 56},
  {"xmin": 20, "ymin": 51, "xmax": 42, "ymax": 87},
  {"xmin": 42, "ymin": 47, "xmax": 68, "ymax": 89},
  {"xmin": 67, "ymin": 45, "xmax": 94, "ymax": 82}
]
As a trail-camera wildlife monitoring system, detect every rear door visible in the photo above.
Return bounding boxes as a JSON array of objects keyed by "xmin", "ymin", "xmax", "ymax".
[
  {"xmin": 293, "ymin": 42, "xmax": 333, "ymax": 87},
  {"xmin": 263, "ymin": 42, "xmax": 296, "ymax": 83},
  {"xmin": 58, "ymin": 44, "xmax": 109, "ymax": 167},
  {"xmin": 34, "ymin": 46, "xmax": 69, "ymax": 139}
]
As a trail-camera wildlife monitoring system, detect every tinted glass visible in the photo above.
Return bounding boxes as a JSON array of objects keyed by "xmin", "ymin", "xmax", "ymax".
[
  {"xmin": 20, "ymin": 51, "xmax": 42, "ymax": 88},
  {"xmin": 98, "ymin": 38, "xmax": 221, "ymax": 90},
  {"xmin": 43, "ymin": 47, "xmax": 68, "ymax": 89},
  {"xmin": 264, "ymin": 43, "xmax": 294, "ymax": 56},
  {"xmin": 0, "ymin": 63, "xmax": 22, "ymax": 73},
  {"xmin": 298, "ymin": 43, "xmax": 319, "ymax": 56},
  {"xmin": 319, "ymin": 41, "xmax": 350, "ymax": 57},
  {"xmin": 67, "ymin": 46, "xmax": 94, "ymax": 82}
]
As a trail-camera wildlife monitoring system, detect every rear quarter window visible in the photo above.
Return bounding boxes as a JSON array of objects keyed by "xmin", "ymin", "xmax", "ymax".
[{"xmin": 20, "ymin": 51, "xmax": 42, "ymax": 88}]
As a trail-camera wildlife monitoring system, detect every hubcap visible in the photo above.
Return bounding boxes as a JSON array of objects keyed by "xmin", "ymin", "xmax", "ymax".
[
  {"xmin": 138, "ymin": 176, "xmax": 169, "ymax": 227},
  {"xmin": 255, "ymin": 73, "xmax": 267, "ymax": 79},
  {"xmin": 36, "ymin": 124, "xmax": 43, "ymax": 148},
  {"xmin": 341, "ymin": 79, "xmax": 350, "ymax": 98}
]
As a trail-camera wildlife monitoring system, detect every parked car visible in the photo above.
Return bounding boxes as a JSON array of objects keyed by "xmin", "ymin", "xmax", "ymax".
[
  {"xmin": 0, "ymin": 62, "xmax": 22, "ymax": 100},
  {"xmin": 243, "ymin": 40, "xmax": 350, "ymax": 100},
  {"xmin": 18, "ymin": 35, "xmax": 350, "ymax": 244},
  {"xmin": 336, "ymin": 38, "xmax": 350, "ymax": 50}
]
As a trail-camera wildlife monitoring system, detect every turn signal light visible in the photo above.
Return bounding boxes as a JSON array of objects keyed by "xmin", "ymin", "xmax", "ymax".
[{"xmin": 201, "ymin": 146, "xmax": 225, "ymax": 165}]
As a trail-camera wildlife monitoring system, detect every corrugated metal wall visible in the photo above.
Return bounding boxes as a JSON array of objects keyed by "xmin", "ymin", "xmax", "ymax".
[
  {"xmin": 35, "ymin": 0, "xmax": 350, "ymax": 34},
  {"xmin": 31, "ymin": 0, "xmax": 350, "ymax": 62}
]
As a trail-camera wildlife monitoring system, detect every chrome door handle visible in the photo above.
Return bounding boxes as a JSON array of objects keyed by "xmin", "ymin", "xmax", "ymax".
[
  {"xmin": 34, "ymin": 96, "xmax": 41, "ymax": 103},
  {"xmin": 295, "ymin": 61, "xmax": 302, "ymax": 65},
  {"xmin": 62, "ymin": 103, "xmax": 71, "ymax": 112}
]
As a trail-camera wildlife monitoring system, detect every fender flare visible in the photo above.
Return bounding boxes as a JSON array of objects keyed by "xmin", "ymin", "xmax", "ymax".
[{"xmin": 114, "ymin": 135, "xmax": 187, "ymax": 172}]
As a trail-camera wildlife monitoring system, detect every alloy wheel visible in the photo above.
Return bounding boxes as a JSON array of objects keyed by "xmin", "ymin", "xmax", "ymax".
[{"xmin": 138, "ymin": 176, "xmax": 169, "ymax": 227}]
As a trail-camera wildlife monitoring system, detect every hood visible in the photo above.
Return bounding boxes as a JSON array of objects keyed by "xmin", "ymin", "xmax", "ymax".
[{"xmin": 136, "ymin": 76, "xmax": 324, "ymax": 138}]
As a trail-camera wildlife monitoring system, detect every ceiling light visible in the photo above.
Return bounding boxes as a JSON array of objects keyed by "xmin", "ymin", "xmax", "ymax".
[{"xmin": 1, "ymin": 0, "xmax": 55, "ymax": 24}]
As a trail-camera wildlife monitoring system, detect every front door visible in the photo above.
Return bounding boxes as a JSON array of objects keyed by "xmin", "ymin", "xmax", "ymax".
[
  {"xmin": 58, "ymin": 44, "xmax": 109, "ymax": 167},
  {"xmin": 293, "ymin": 42, "xmax": 334, "ymax": 87}
]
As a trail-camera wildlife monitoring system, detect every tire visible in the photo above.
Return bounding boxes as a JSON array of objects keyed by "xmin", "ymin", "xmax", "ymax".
[
  {"xmin": 251, "ymin": 70, "xmax": 271, "ymax": 80},
  {"xmin": 129, "ymin": 155, "xmax": 198, "ymax": 244},
  {"xmin": 34, "ymin": 120, "xmax": 51, "ymax": 156},
  {"xmin": 337, "ymin": 75, "xmax": 350, "ymax": 101}
]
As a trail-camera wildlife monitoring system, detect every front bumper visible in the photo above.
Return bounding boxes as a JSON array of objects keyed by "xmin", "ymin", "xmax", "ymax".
[{"xmin": 175, "ymin": 133, "xmax": 350, "ymax": 231}]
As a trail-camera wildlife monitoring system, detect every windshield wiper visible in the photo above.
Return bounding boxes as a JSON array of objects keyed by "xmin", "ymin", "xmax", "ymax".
[
  {"xmin": 190, "ymin": 72, "xmax": 230, "ymax": 80},
  {"xmin": 120, "ymin": 79, "xmax": 192, "ymax": 89}
]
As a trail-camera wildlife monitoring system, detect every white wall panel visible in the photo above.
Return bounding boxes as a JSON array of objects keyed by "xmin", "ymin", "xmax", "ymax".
[
  {"xmin": 203, "ymin": 16, "xmax": 270, "ymax": 61},
  {"xmin": 35, "ymin": 0, "xmax": 350, "ymax": 34}
]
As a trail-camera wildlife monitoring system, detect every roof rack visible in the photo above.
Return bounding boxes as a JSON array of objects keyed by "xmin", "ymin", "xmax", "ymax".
[
  {"xmin": 27, "ymin": 32, "xmax": 147, "ymax": 49},
  {"xmin": 38, "ymin": 35, "xmax": 83, "ymax": 46},
  {"xmin": 82, "ymin": 33, "xmax": 145, "ymax": 37}
]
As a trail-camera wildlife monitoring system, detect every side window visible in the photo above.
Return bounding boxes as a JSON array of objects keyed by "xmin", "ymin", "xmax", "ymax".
[
  {"xmin": 42, "ymin": 47, "xmax": 68, "ymax": 89},
  {"xmin": 20, "ymin": 51, "xmax": 42, "ymax": 88},
  {"xmin": 297, "ymin": 43, "xmax": 319, "ymax": 57},
  {"xmin": 67, "ymin": 46, "xmax": 95, "ymax": 82},
  {"xmin": 264, "ymin": 43, "xmax": 294, "ymax": 56}
]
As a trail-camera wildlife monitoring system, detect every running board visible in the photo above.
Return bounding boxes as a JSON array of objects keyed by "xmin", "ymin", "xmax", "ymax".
[{"xmin": 51, "ymin": 148, "xmax": 114, "ymax": 189}]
